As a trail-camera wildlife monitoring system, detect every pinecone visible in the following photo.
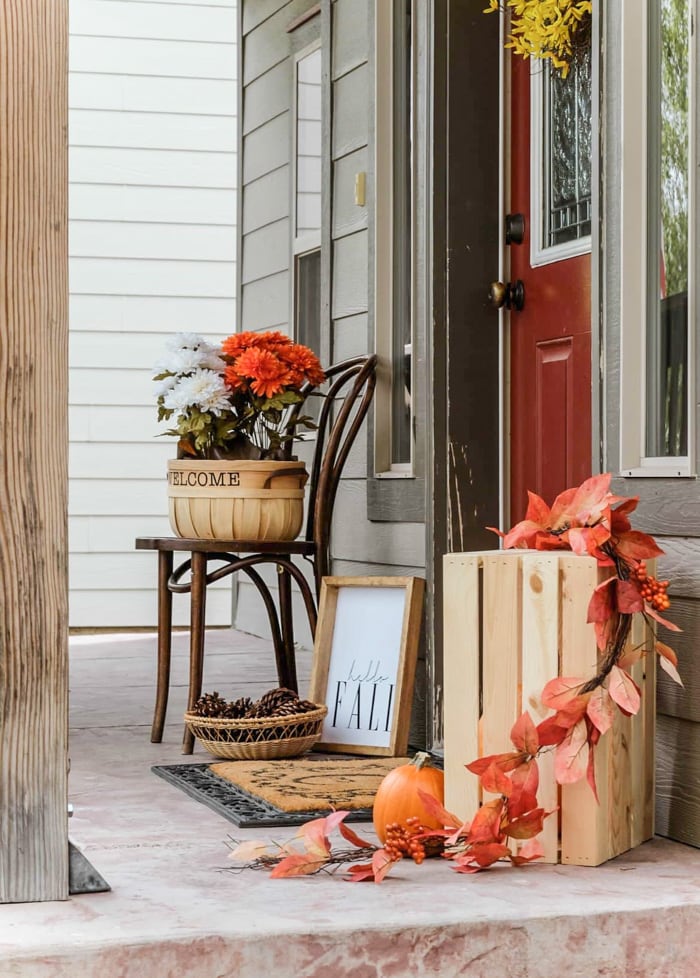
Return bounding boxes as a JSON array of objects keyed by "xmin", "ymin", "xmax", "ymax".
[
  {"xmin": 229, "ymin": 696, "xmax": 254, "ymax": 718},
  {"xmin": 190, "ymin": 691, "xmax": 230, "ymax": 718},
  {"xmin": 246, "ymin": 687, "xmax": 302, "ymax": 718}
]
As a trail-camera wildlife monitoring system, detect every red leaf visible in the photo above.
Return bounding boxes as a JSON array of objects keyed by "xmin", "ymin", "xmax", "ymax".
[
  {"xmin": 586, "ymin": 742, "xmax": 600, "ymax": 804},
  {"xmin": 645, "ymin": 605, "xmax": 681, "ymax": 632},
  {"xmin": 536, "ymin": 715, "xmax": 569, "ymax": 747},
  {"xmin": 615, "ymin": 530, "xmax": 665, "ymax": 562},
  {"xmin": 607, "ymin": 664, "xmax": 641, "ymax": 716},
  {"xmin": 554, "ymin": 719, "xmax": 589, "ymax": 784},
  {"xmin": 270, "ymin": 854, "xmax": 328, "ymax": 878},
  {"xmin": 466, "ymin": 751, "xmax": 524, "ymax": 776},
  {"xmin": 586, "ymin": 685, "xmax": 615, "ymax": 735},
  {"xmin": 371, "ymin": 847, "xmax": 399, "ymax": 883},
  {"xmin": 480, "ymin": 761, "xmax": 513, "ymax": 797},
  {"xmin": 618, "ymin": 646, "xmax": 644, "ymax": 669},
  {"xmin": 616, "ymin": 579, "xmax": 644, "ymax": 614},
  {"xmin": 595, "ymin": 615, "xmax": 617, "ymax": 653},
  {"xmin": 541, "ymin": 676, "xmax": 586, "ymax": 710},
  {"xmin": 416, "ymin": 789, "xmax": 461, "ymax": 830},
  {"xmin": 507, "ymin": 760, "xmax": 540, "ymax": 819},
  {"xmin": 587, "ymin": 577, "xmax": 616, "ymax": 623},
  {"xmin": 339, "ymin": 821, "xmax": 375, "ymax": 849},
  {"xmin": 510, "ymin": 711, "xmax": 539, "ymax": 755},
  {"xmin": 610, "ymin": 496, "xmax": 639, "ymax": 534},
  {"xmin": 510, "ymin": 837, "xmax": 545, "ymax": 866},
  {"xmin": 466, "ymin": 798, "xmax": 505, "ymax": 844},
  {"xmin": 346, "ymin": 862, "xmax": 377, "ymax": 883}
]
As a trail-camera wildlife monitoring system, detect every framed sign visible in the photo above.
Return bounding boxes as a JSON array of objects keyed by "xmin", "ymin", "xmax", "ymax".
[{"xmin": 308, "ymin": 577, "xmax": 425, "ymax": 756}]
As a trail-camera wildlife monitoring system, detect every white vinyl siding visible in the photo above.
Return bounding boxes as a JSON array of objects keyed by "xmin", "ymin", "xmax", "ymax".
[{"xmin": 68, "ymin": 0, "xmax": 238, "ymax": 627}]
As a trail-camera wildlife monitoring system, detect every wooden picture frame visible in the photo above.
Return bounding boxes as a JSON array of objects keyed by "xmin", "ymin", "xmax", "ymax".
[{"xmin": 308, "ymin": 576, "xmax": 425, "ymax": 756}]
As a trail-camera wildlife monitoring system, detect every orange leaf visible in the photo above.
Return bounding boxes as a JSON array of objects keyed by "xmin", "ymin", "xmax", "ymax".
[
  {"xmin": 553, "ymin": 473, "xmax": 612, "ymax": 527},
  {"xmin": 510, "ymin": 711, "xmax": 539, "ymax": 755},
  {"xmin": 503, "ymin": 519, "xmax": 547, "ymax": 550},
  {"xmin": 371, "ymin": 847, "xmax": 399, "ymax": 883},
  {"xmin": 607, "ymin": 664, "xmax": 641, "ymax": 716},
  {"xmin": 456, "ymin": 842, "xmax": 511, "ymax": 870},
  {"xmin": 586, "ymin": 742, "xmax": 599, "ymax": 804},
  {"xmin": 297, "ymin": 812, "xmax": 346, "ymax": 857},
  {"xmin": 480, "ymin": 761, "xmax": 513, "ymax": 797},
  {"xmin": 504, "ymin": 807, "xmax": 548, "ymax": 840},
  {"xmin": 656, "ymin": 640, "xmax": 678, "ymax": 668},
  {"xmin": 510, "ymin": 837, "xmax": 545, "ymax": 865},
  {"xmin": 541, "ymin": 676, "xmax": 586, "ymax": 710},
  {"xmin": 270, "ymin": 853, "xmax": 328, "ymax": 878},
  {"xmin": 586, "ymin": 685, "xmax": 615, "ymax": 735},
  {"xmin": 466, "ymin": 798, "xmax": 505, "ymax": 844},
  {"xmin": 507, "ymin": 760, "xmax": 539, "ymax": 819},
  {"xmin": 466, "ymin": 751, "xmax": 524, "ymax": 776},
  {"xmin": 416, "ymin": 789, "xmax": 461, "ymax": 830},
  {"xmin": 346, "ymin": 862, "xmax": 377, "ymax": 883},
  {"xmin": 568, "ymin": 522, "xmax": 611, "ymax": 559},
  {"xmin": 554, "ymin": 719, "xmax": 589, "ymax": 784},
  {"xmin": 524, "ymin": 490, "xmax": 551, "ymax": 524},
  {"xmin": 554, "ymin": 694, "xmax": 591, "ymax": 728},
  {"xmin": 595, "ymin": 615, "xmax": 617, "ymax": 653},
  {"xmin": 610, "ymin": 496, "xmax": 639, "ymax": 534},
  {"xmin": 339, "ymin": 821, "xmax": 375, "ymax": 849}
]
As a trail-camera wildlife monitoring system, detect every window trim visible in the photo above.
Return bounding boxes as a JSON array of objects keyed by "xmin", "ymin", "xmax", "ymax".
[
  {"xmin": 373, "ymin": 0, "xmax": 415, "ymax": 477},
  {"xmin": 618, "ymin": 0, "xmax": 696, "ymax": 479},
  {"xmin": 292, "ymin": 39, "xmax": 322, "ymax": 260}
]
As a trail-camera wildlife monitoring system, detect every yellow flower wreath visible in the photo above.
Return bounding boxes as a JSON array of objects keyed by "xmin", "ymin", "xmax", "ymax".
[{"xmin": 484, "ymin": 0, "xmax": 592, "ymax": 78}]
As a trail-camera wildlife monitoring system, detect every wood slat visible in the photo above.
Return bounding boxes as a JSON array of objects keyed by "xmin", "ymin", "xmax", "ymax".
[
  {"xmin": 0, "ymin": 0, "xmax": 69, "ymax": 903},
  {"xmin": 520, "ymin": 554, "xmax": 560, "ymax": 862},
  {"xmin": 442, "ymin": 554, "xmax": 481, "ymax": 821}
]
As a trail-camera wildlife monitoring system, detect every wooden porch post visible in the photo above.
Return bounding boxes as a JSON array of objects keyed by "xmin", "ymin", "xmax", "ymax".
[{"xmin": 0, "ymin": 0, "xmax": 69, "ymax": 902}]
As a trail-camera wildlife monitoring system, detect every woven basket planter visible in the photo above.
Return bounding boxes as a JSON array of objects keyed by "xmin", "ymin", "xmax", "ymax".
[
  {"xmin": 184, "ymin": 705, "xmax": 328, "ymax": 760},
  {"xmin": 167, "ymin": 459, "xmax": 308, "ymax": 541}
]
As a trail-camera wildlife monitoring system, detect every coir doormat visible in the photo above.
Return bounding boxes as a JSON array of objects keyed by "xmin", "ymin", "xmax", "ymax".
[{"xmin": 152, "ymin": 755, "xmax": 409, "ymax": 828}]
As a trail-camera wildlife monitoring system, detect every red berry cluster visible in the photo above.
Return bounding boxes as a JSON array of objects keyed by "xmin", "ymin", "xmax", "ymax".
[
  {"xmin": 383, "ymin": 818, "xmax": 427, "ymax": 864},
  {"xmin": 633, "ymin": 561, "xmax": 670, "ymax": 612}
]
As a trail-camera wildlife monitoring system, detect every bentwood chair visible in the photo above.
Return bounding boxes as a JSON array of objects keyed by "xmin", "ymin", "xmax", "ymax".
[{"xmin": 136, "ymin": 354, "xmax": 377, "ymax": 752}]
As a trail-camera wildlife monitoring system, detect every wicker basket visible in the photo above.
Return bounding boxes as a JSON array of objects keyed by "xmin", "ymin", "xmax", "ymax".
[{"xmin": 183, "ymin": 705, "xmax": 328, "ymax": 760}]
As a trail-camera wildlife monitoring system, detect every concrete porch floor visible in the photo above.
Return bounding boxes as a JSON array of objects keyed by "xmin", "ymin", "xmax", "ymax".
[{"xmin": 2, "ymin": 631, "xmax": 700, "ymax": 977}]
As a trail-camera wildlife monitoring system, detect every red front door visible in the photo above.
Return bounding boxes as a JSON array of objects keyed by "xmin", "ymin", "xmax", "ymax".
[{"xmin": 508, "ymin": 52, "xmax": 593, "ymax": 521}]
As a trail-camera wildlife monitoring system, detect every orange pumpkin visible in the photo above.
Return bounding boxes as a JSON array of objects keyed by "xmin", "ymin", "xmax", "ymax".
[{"xmin": 372, "ymin": 752, "xmax": 445, "ymax": 843}]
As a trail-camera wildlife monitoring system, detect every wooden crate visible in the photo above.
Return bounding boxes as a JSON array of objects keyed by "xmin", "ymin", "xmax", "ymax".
[{"xmin": 443, "ymin": 551, "xmax": 656, "ymax": 866}]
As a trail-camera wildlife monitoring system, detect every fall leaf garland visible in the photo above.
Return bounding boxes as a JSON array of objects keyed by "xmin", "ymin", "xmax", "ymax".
[{"xmin": 230, "ymin": 474, "xmax": 679, "ymax": 883}]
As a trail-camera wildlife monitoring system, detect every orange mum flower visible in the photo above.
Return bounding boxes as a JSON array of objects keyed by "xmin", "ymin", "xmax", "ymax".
[
  {"xmin": 232, "ymin": 348, "xmax": 291, "ymax": 398},
  {"xmin": 222, "ymin": 330, "xmax": 291, "ymax": 360},
  {"xmin": 278, "ymin": 344, "xmax": 325, "ymax": 387}
]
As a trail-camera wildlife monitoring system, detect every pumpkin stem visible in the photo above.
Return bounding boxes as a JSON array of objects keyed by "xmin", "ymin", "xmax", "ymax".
[{"xmin": 411, "ymin": 751, "xmax": 433, "ymax": 770}]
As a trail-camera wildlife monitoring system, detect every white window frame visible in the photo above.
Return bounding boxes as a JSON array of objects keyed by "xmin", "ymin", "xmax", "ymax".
[
  {"xmin": 373, "ymin": 0, "xmax": 414, "ymax": 479},
  {"xmin": 618, "ymin": 0, "xmax": 696, "ymax": 478},
  {"xmin": 292, "ymin": 40, "xmax": 322, "ymax": 262},
  {"xmin": 530, "ymin": 61, "xmax": 592, "ymax": 267}
]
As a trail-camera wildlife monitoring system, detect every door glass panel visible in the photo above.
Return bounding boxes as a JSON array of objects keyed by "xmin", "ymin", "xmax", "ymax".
[
  {"xmin": 542, "ymin": 50, "xmax": 592, "ymax": 248},
  {"xmin": 646, "ymin": 0, "xmax": 690, "ymax": 458}
]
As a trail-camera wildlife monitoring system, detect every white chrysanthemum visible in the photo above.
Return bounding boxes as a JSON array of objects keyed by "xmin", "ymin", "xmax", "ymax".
[
  {"xmin": 163, "ymin": 369, "xmax": 232, "ymax": 417},
  {"xmin": 165, "ymin": 331, "xmax": 208, "ymax": 352},
  {"xmin": 154, "ymin": 347, "xmax": 211, "ymax": 376},
  {"xmin": 154, "ymin": 375, "xmax": 177, "ymax": 397}
]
